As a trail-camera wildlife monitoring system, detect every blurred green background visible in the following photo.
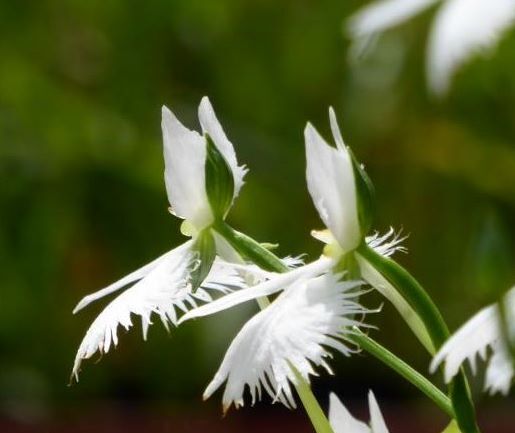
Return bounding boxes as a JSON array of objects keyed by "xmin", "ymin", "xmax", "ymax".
[{"xmin": 1, "ymin": 0, "xmax": 514, "ymax": 431}]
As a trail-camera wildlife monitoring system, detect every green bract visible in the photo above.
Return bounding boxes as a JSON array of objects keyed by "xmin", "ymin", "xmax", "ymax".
[
  {"xmin": 189, "ymin": 228, "xmax": 217, "ymax": 293},
  {"xmin": 349, "ymin": 148, "xmax": 375, "ymax": 238},
  {"xmin": 205, "ymin": 134, "xmax": 235, "ymax": 220}
]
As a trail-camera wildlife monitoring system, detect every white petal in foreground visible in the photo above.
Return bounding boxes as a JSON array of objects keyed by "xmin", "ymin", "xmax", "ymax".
[
  {"xmin": 162, "ymin": 106, "xmax": 213, "ymax": 229},
  {"xmin": 72, "ymin": 241, "xmax": 249, "ymax": 380},
  {"xmin": 305, "ymin": 115, "xmax": 361, "ymax": 253},
  {"xmin": 427, "ymin": 0, "xmax": 515, "ymax": 94},
  {"xmin": 179, "ymin": 256, "xmax": 334, "ymax": 323},
  {"xmin": 430, "ymin": 287, "xmax": 515, "ymax": 394},
  {"xmin": 204, "ymin": 273, "xmax": 368, "ymax": 411},
  {"xmin": 329, "ymin": 391, "xmax": 390, "ymax": 433},
  {"xmin": 198, "ymin": 96, "xmax": 248, "ymax": 200}
]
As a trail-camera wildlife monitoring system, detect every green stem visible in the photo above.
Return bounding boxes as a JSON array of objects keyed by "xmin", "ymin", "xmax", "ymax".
[
  {"xmin": 357, "ymin": 243, "xmax": 480, "ymax": 433},
  {"xmin": 350, "ymin": 328, "xmax": 454, "ymax": 418},
  {"xmin": 214, "ymin": 221, "xmax": 289, "ymax": 272},
  {"xmin": 215, "ymin": 221, "xmax": 334, "ymax": 433}
]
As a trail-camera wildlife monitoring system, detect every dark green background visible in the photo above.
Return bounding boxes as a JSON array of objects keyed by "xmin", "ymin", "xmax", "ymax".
[{"xmin": 1, "ymin": 0, "xmax": 514, "ymax": 430}]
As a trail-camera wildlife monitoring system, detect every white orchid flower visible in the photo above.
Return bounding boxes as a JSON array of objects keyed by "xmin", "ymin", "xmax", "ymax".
[
  {"xmin": 204, "ymin": 273, "xmax": 369, "ymax": 411},
  {"xmin": 305, "ymin": 109, "xmax": 433, "ymax": 354},
  {"xmin": 178, "ymin": 108, "xmax": 408, "ymax": 409},
  {"xmin": 162, "ymin": 96, "xmax": 247, "ymax": 230},
  {"xmin": 430, "ymin": 286, "xmax": 515, "ymax": 395},
  {"xmin": 72, "ymin": 97, "xmax": 254, "ymax": 379},
  {"xmin": 347, "ymin": 0, "xmax": 515, "ymax": 94},
  {"xmin": 329, "ymin": 391, "xmax": 390, "ymax": 433}
]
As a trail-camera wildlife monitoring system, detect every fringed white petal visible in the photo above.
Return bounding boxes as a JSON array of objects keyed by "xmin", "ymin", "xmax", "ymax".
[
  {"xmin": 366, "ymin": 228, "xmax": 407, "ymax": 258},
  {"xmin": 73, "ymin": 251, "xmax": 170, "ymax": 314},
  {"xmin": 427, "ymin": 0, "xmax": 515, "ymax": 94},
  {"xmin": 204, "ymin": 273, "xmax": 368, "ymax": 411},
  {"xmin": 431, "ymin": 287, "xmax": 515, "ymax": 394},
  {"xmin": 198, "ymin": 96, "xmax": 248, "ymax": 200},
  {"xmin": 484, "ymin": 343, "xmax": 514, "ymax": 395},
  {"xmin": 72, "ymin": 242, "xmax": 250, "ymax": 380},
  {"xmin": 179, "ymin": 256, "xmax": 334, "ymax": 324},
  {"xmin": 305, "ymin": 119, "xmax": 360, "ymax": 253},
  {"xmin": 329, "ymin": 391, "xmax": 390, "ymax": 433},
  {"xmin": 430, "ymin": 304, "xmax": 499, "ymax": 380},
  {"xmin": 161, "ymin": 106, "xmax": 213, "ymax": 229}
]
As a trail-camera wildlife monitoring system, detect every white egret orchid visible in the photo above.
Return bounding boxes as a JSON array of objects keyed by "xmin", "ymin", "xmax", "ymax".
[
  {"xmin": 329, "ymin": 391, "xmax": 390, "ymax": 433},
  {"xmin": 72, "ymin": 97, "xmax": 254, "ymax": 379},
  {"xmin": 305, "ymin": 109, "xmax": 433, "ymax": 354},
  {"xmin": 431, "ymin": 286, "xmax": 515, "ymax": 395},
  {"xmin": 347, "ymin": 0, "xmax": 515, "ymax": 94},
  {"xmin": 70, "ymin": 100, "xmax": 484, "ymax": 431},
  {"xmin": 178, "ymin": 109, "xmax": 409, "ymax": 409}
]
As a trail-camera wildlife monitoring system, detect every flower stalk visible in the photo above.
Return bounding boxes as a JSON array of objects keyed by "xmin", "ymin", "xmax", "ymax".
[
  {"xmin": 350, "ymin": 327, "xmax": 454, "ymax": 418},
  {"xmin": 357, "ymin": 243, "xmax": 480, "ymax": 433}
]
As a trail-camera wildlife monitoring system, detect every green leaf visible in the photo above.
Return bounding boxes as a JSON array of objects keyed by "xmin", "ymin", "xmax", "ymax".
[
  {"xmin": 349, "ymin": 147, "xmax": 375, "ymax": 236},
  {"xmin": 355, "ymin": 252, "xmax": 435, "ymax": 354},
  {"xmin": 189, "ymin": 229, "xmax": 216, "ymax": 292},
  {"xmin": 205, "ymin": 134, "xmax": 234, "ymax": 219}
]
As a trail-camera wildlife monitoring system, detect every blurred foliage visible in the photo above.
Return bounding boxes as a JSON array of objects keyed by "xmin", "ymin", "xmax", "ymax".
[{"xmin": 1, "ymin": 0, "xmax": 514, "ymax": 420}]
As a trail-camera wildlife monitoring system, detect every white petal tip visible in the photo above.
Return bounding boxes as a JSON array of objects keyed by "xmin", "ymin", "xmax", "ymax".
[
  {"xmin": 72, "ymin": 298, "xmax": 90, "ymax": 314},
  {"xmin": 428, "ymin": 358, "xmax": 440, "ymax": 374},
  {"xmin": 176, "ymin": 314, "xmax": 191, "ymax": 325},
  {"xmin": 304, "ymin": 122, "xmax": 315, "ymax": 134}
]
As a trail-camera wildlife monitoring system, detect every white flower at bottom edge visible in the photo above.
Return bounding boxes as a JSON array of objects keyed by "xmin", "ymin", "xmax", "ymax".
[
  {"xmin": 329, "ymin": 391, "xmax": 390, "ymax": 433},
  {"xmin": 202, "ymin": 272, "xmax": 369, "ymax": 411},
  {"xmin": 430, "ymin": 286, "xmax": 515, "ymax": 395},
  {"xmin": 71, "ymin": 238, "xmax": 260, "ymax": 381}
]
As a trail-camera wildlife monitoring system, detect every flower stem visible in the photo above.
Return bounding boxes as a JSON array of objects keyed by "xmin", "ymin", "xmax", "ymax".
[
  {"xmin": 214, "ymin": 221, "xmax": 289, "ymax": 272},
  {"xmin": 350, "ymin": 327, "xmax": 454, "ymax": 418},
  {"xmin": 215, "ymin": 221, "xmax": 334, "ymax": 433},
  {"xmin": 357, "ymin": 243, "xmax": 480, "ymax": 433}
]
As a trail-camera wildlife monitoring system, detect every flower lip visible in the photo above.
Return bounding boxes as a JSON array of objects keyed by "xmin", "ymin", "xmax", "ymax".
[{"xmin": 204, "ymin": 273, "xmax": 369, "ymax": 411}]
